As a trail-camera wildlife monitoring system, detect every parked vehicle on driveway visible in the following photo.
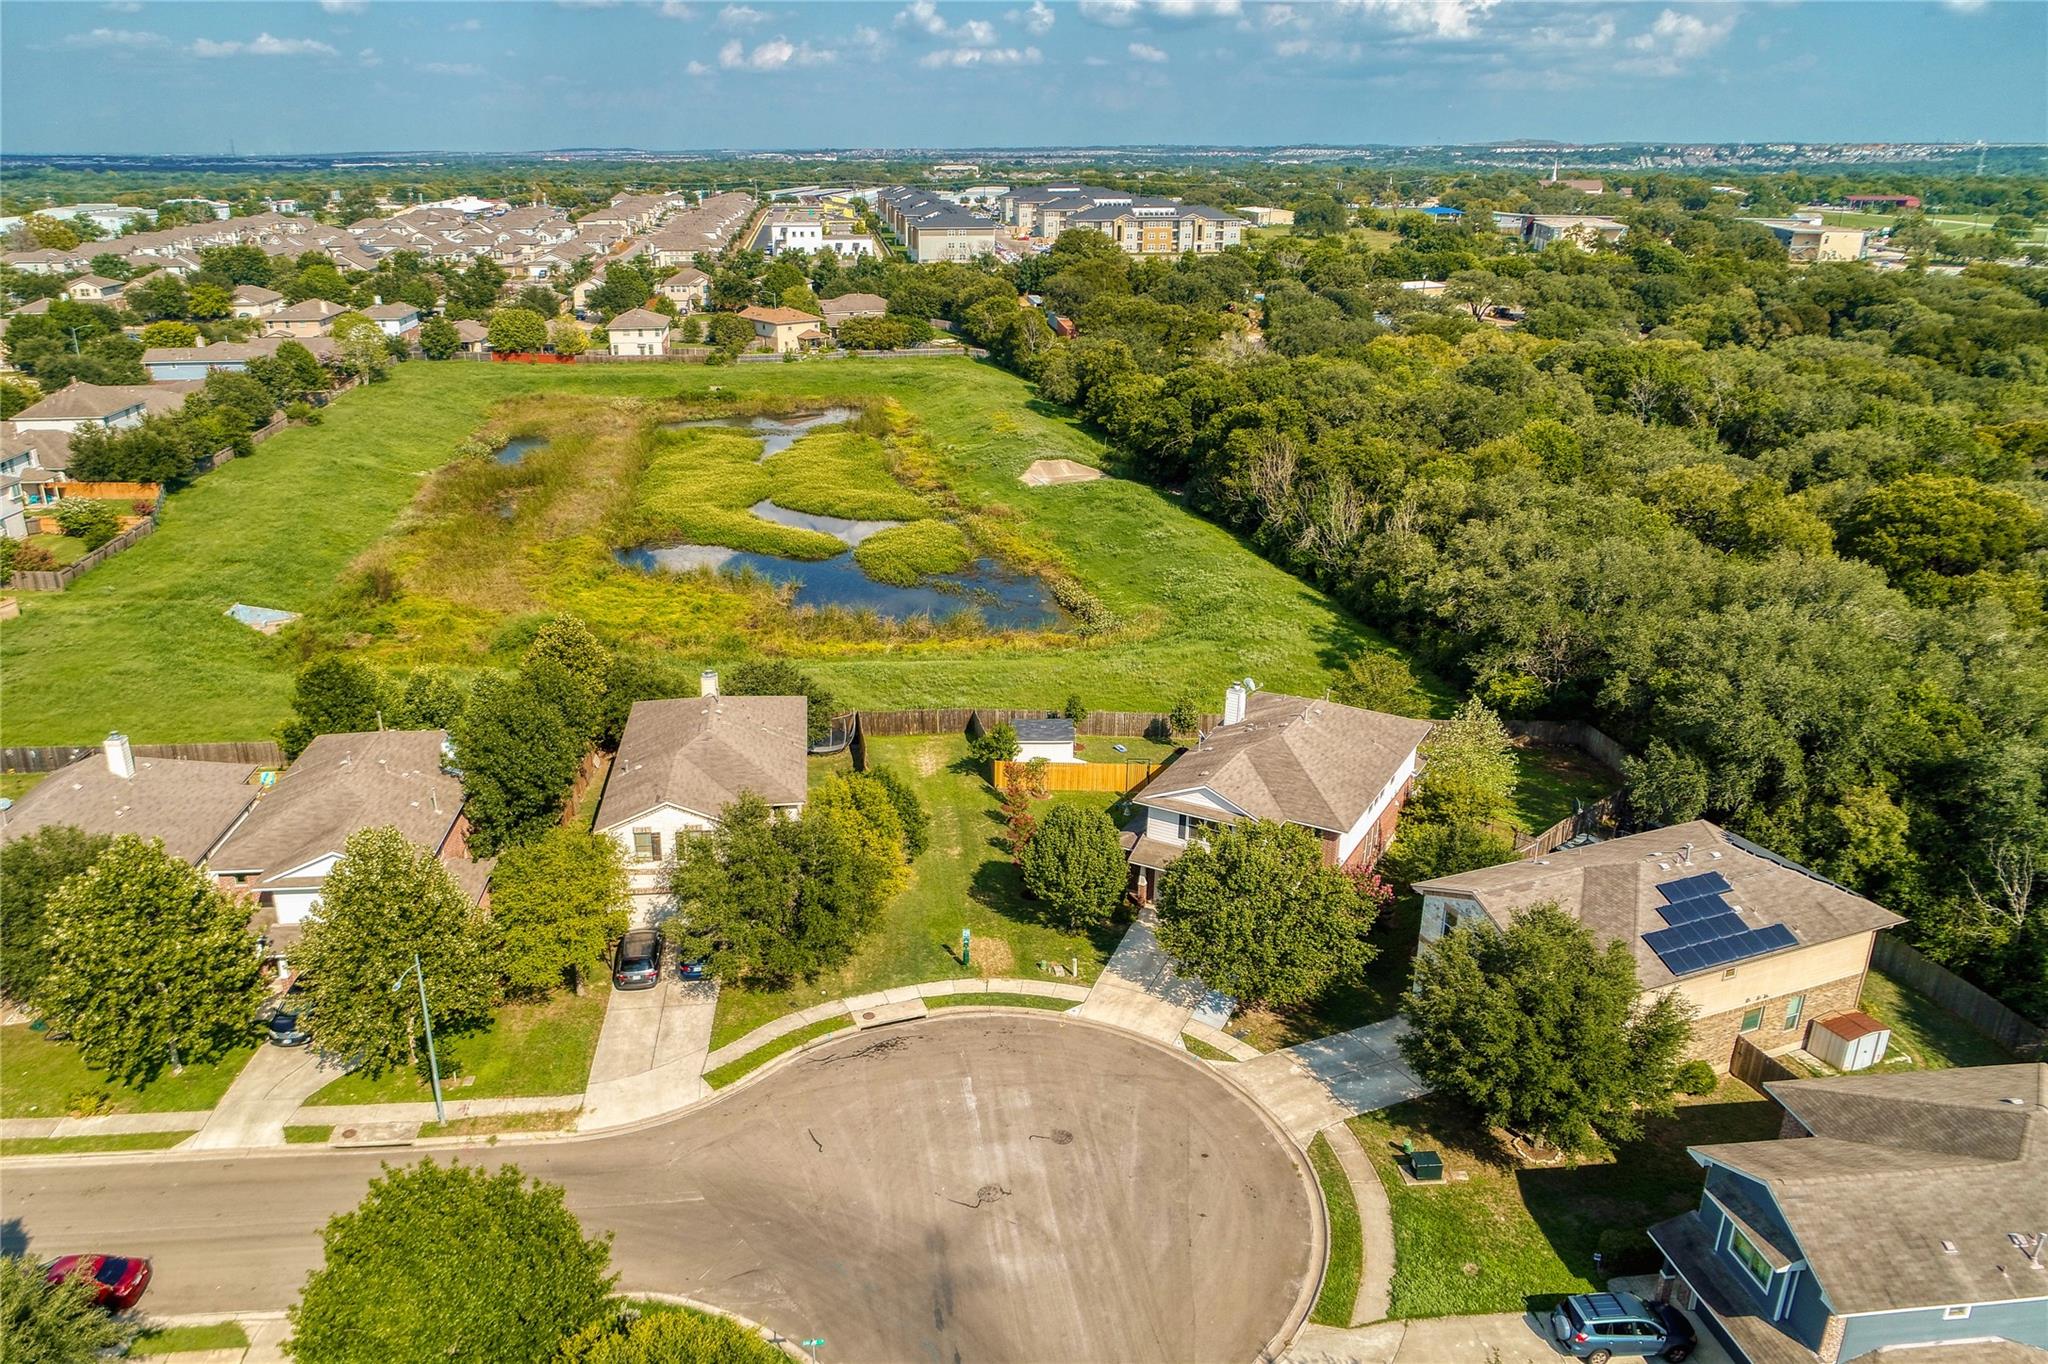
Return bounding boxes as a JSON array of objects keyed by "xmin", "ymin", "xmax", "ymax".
[
  {"xmin": 43, "ymin": 1254, "xmax": 152, "ymax": 1310},
  {"xmin": 261, "ymin": 981, "xmax": 313, "ymax": 1046},
  {"xmin": 612, "ymin": 930, "xmax": 664, "ymax": 990},
  {"xmin": 1550, "ymin": 1290, "xmax": 1695, "ymax": 1363},
  {"xmin": 675, "ymin": 957, "xmax": 708, "ymax": 982}
]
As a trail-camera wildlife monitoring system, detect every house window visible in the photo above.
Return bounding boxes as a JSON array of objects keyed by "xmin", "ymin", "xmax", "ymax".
[
  {"xmin": 1740, "ymin": 1006, "xmax": 1765, "ymax": 1034},
  {"xmin": 632, "ymin": 829, "xmax": 662, "ymax": 862},
  {"xmin": 1727, "ymin": 1227, "xmax": 1772, "ymax": 1290},
  {"xmin": 1943, "ymin": 1305, "xmax": 1971, "ymax": 1321},
  {"xmin": 1784, "ymin": 994, "xmax": 1806, "ymax": 1031}
]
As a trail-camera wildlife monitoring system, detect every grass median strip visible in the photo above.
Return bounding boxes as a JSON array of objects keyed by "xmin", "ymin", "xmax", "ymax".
[
  {"xmin": 926, "ymin": 992, "xmax": 1075, "ymax": 1012},
  {"xmin": 1180, "ymin": 1033, "xmax": 1241, "ymax": 1062},
  {"xmin": 703, "ymin": 1017, "xmax": 853, "ymax": 1090},
  {"xmin": 283, "ymin": 1125, "xmax": 334, "ymax": 1145},
  {"xmin": 0, "ymin": 1131, "xmax": 193, "ymax": 1158},
  {"xmin": 1308, "ymin": 1132, "xmax": 1363, "ymax": 1328},
  {"xmin": 418, "ymin": 1109, "xmax": 578, "ymax": 1140},
  {"xmin": 129, "ymin": 1322, "xmax": 250, "ymax": 1356}
]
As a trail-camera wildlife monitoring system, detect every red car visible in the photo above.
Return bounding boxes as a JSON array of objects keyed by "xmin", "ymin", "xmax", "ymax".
[{"xmin": 43, "ymin": 1254, "xmax": 152, "ymax": 1310}]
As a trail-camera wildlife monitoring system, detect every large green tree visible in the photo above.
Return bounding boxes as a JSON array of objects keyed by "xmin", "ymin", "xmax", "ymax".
[
  {"xmin": 39, "ymin": 836, "xmax": 265, "ymax": 1084},
  {"xmin": 295, "ymin": 826, "xmax": 499, "ymax": 1073},
  {"xmin": 1400, "ymin": 904, "xmax": 1695, "ymax": 1153},
  {"xmin": 723, "ymin": 658, "xmax": 834, "ymax": 747},
  {"xmin": 1019, "ymin": 803, "xmax": 1127, "ymax": 930},
  {"xmin": 485, "ymin": 307, "xmax": 548, "ymax": 355},
  {"xmin": 0, "ymin": 825, "xmax": 112, "ymax": 1004},
  {"xmin": 1155, "ymin": 820, "xmax": 1374, "ymax": 1008},
  {"xmin": 282, "ymin": 656, "xmax": 385, "ymax": 759},
  {"xmin": 454, "ymin": 668, "xmax": 587, "ymax": 855},
  {"xmin": 286, "ymin": 1159, "xmax": 614, "ymax": 1364},
  {"xmin": 0, "ymin": 1254, "xmax": 132, "ymax": 1363},
  {"xmin": 489, "ymin": 829, "xmax": 629, "ymax": 996}
]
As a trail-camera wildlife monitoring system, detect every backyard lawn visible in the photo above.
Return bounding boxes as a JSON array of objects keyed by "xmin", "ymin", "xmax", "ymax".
[
  {"xmin": 0, "ymin": 358, "xmax": 1420, "ymax": 745},
  {"xmin": 304, "ymin": 987, "xmax": 608, "ymax": 1106},
  {"xmin": 1852, "ymin": 966, "xmax": 2017, "ymax": 1072},
  {"xmin": 1505, "ymin": 739, "xmax": 1618, "ymax": 837},
  {"xmin": 1353, "ymin": 1076, "xmax": 1782, "ymax": 1319},
  {"xmin": 708, "ymin": 734, "xmax": 1123, "ymax": 1048},
  {"xmin": 0, "ymin": 1027, "xmax": 258, "ymax": 1118}
]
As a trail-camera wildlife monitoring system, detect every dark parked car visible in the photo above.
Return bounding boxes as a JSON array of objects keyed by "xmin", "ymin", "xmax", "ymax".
[
  {"xmin": 675, "ymin": 957, "xmax": 708, "ymax": 982},
  {"xmin": 613, "ymin": 930, "xmax": 664, "ymax": 990},
  {"xmin": 260, "ymin": 981, "xmax": 313, "ymax": 1047},
  {"xmin": 1550, "ymin": 1291, "xmax": 1694, "ymax": 1362},
  {"xmin": 44, "ymin": 1254, "xmax": 152, "ymax": 1311}
]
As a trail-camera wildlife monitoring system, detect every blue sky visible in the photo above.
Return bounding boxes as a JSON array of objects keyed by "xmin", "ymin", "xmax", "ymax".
[{"xmin": 4, "ymin": 1, "xmax": 2043, "ymax": 154}]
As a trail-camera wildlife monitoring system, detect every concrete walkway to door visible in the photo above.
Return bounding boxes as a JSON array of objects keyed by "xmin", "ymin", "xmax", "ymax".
[
  {"xmin": 1225, "ymin": 1017, "xmax": 1432, "ymax": 1143},
  {"xmin": 579, "ymin": 978, "xmax": 718, "ymax": 1130},
  {"xmin": 183, "ymin": 1042, "xmax": 356, "ymax": 1150}
]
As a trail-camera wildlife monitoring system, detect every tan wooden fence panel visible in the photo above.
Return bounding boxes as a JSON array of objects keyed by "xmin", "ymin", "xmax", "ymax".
[
  {"xmin": 992, "ymin": 759, "xmax": 1164, "ymax": 795},
  {"xmin": 2, "ymin": 739, "xmax": 286, "ymax": 773},
  {"xmin": 1729, "ymin": 1035, "xmax": 1805, "ymax": 1104},
  {"xmin": 1871, "ymin": 936, "xmax": 2045, "ymax": 1058}
]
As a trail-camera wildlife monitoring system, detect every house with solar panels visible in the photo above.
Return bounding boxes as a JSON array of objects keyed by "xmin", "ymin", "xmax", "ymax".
[{"xmin": 1412, "ymin": 820, "xmax": 1904, "ymax": 1069}]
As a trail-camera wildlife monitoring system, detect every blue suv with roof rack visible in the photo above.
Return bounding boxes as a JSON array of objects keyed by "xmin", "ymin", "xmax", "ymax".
[{"xmin": 1549, "ymin": 1290, "xmax": 1696, "ymax": 1362}]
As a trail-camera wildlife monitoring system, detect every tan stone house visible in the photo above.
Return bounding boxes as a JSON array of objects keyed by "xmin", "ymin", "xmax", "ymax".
[
  {"xmin": 1414, "ymin": 821, "xmax": 1903, "ymax": 1068},
  {"xmin": 737, "ymin": 305, "xmax": 825, "ymax": 355}
]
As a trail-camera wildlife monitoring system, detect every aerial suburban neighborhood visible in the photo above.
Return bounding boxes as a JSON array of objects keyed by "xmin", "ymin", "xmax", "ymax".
[{"xmin": 0, "ymin": 3, "xmax": 2045, "ymax": 1364}]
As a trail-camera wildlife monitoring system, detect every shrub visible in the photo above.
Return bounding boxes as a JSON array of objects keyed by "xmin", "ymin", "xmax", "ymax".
[
  {"xmin": 860, "ymin": 767, "xmax": 931, "ymax": 858},
  {"xmin": 1675, "ymin": 1059, "xmax": 1720, "ymax": 1095},
  {"xmin": 51, "ymin": 498, "xmax": 121, "ymax": 549},
  {"xmin": 1063, "ymin": 693, "xmax": 1089, "ymax": 724},
  {"xmin": 852, "ymin": 520, "xmax": 972, "ymax": 586},
  {"xmin": 1168, "ymin": 692, "xmax": 1201, "ymax": 736},
  {"xmin": 970, "ymin": 719, "xmax": 1019, "ymax": 766},
  {"xmin": 286, "ymin": 400, "xmax": 318, "ymax": 424},
  {"xmin": 1019, "ymin": 803, "xmax": 1127, "ymax": 930}
]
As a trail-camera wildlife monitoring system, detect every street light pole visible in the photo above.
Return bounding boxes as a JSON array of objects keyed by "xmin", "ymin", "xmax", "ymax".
[{"xmin": 390, "ymin": 952, "xmax": 445, "ymax": 1124}]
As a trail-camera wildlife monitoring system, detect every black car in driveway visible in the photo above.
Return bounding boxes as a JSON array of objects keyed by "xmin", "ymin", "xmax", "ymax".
[
  {"xmin": 613, "ymin": 930, "xmax": 664, "ymax": 990},
  {"xmin": 261, "ymin": 982, "xmax": 313, "ymax": 1047}
]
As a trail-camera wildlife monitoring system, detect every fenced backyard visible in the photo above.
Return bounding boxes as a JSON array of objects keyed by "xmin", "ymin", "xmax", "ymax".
[
  {"xmin": 991, "ymin": 758, "xmax": 1166, "ymax": 795},
  {"xmin": 1, "ymin": 739, "xmax": 285, "ymax": 773}
]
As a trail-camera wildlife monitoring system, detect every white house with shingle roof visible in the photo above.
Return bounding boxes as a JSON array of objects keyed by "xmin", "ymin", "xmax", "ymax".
[
  {"xmin": 1122, "ymin": 685, "xmax": 1433, "ymax": 902},
  {"xmin": 606, "ymin": 308, "xmax": 669, "ymax": 357},
  {"xmin": 0, "ymin": 733, "xmax": 257, "ymax": 864},
  {"xmin": 592, "ymin": 673, "xmax": 808, "ymax": 920}
]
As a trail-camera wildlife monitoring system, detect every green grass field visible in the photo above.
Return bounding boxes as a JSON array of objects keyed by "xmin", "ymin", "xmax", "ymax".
[
  {"xmin": 129, "ymin": 1322, "xmax": 251, "ymax": 1356},
  {"xmin": 0, "ymin": 1131, "xmax": 194, "ymax": 1157},
  {"xmin": 1854, "ymin": 966, "xmax": 2017, "ymax": 1072},
  {"xmin": 1353, "ymin": 1077, "xmax": 1780, "ymax": 1319},
  {"xmin": 303, "ymin": 987, "xmax": 607, "ymax": 1106},
  {"xmin": 0, "ymin": 1027, "xmax": 257, "ymax": 1118},
  {"xmin": 708, "ymin": 733, "xmax": 1123, "ymax": 1047},
  {"xmin": 0, "ymin": 358, "xmax": 1414, "ymax": 745}
]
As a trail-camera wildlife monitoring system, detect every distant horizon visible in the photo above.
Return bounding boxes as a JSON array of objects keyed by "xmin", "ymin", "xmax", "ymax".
[{"xmin": 3, "ymin": 1, "xmax": 2043, "ymax": 156}]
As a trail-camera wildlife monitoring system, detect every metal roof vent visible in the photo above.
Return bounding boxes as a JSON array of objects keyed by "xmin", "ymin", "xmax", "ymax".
[{"xmin": 1941, "ymin": 1240, "xmax": 1958, "ymax": 1254}]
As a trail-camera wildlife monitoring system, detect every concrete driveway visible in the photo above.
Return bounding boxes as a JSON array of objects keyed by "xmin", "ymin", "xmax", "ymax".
[
  {"xmin": 581, "ymin": 978, "xmax": 717, "ymax": 1129},
  {"xmin": 1285, "ymin": 1310, "xmax": 1736, "ymax": 1364},
  {"xmin": 1227, "ymin": 1018, "xmax": 1432, "ymax": 1141},
  {"xmin": 5, "ymin": 1013, "xmax": 1316, "ymax": 1364}
]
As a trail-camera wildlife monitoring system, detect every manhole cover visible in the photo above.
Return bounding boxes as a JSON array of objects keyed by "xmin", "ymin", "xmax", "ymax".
[
  {"xmin": 1047, "ymin": 1128, "xmax": 1073, "ymax": 1145},
  {"xmin": 976, "ymin": 1184, "xmax": 1005, "ymax": 1202},
  {"xmin": 861, "ymin": 1011, "xmax": 876, "ymax": 1020}
]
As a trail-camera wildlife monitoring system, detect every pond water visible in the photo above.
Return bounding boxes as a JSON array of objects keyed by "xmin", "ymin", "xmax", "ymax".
[
  {"xmin": 495, "ymin": 435, "xmax": 549, "ymax": 465},
  {"xmin": 747, "ymin": 498, "xmax": 901, "ymax": 546},
  {"xmin": 661, "ymin": 407, "xmax": 860, "ymax": 460},
  {"xmin": 613, "ymin": 543, "xmax": 1064, "ymax": 629}
]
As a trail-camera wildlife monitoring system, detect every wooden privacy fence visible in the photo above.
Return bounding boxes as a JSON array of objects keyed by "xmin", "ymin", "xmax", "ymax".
[
  {"xmin": 2, "ymin": 739, "xmax": 286, "ymax": 774},
  {"xmin": 1872, "ymin": 936, "xmax": 2045, "ymax": 1059},
  {"xmin": 1513, "ymin": 792, "xmax": 1623, "ymax": 860},
  {"xmin": 8, "ymin": 516, "xmax": 158, "ymax": 592},
  {"xmin": 1729, "ymin": 1035, "xmax": 1807, "ymax": 1104},
  {"xmin": 1507, "ymin": 718, "xmax": 1631, "ymax": 775},
  {"xmin": 992, "ymin": 759, "xmax": 1166, "ymax": 795}
]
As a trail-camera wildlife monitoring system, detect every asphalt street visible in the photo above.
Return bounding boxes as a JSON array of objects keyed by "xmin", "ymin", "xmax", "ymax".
[{"xmin": 2, "ymin": 1012, "xmax": 1318, "ymax": 1364}]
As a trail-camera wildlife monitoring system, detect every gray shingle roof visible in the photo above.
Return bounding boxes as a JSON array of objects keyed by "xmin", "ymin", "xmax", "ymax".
[
  {"xmin": 1132, "ymin": 692, "xmax": 1431, "ymax": 834},
  {"xmin": 1412, "ymin": 820, "xmax": 1903, "ymax": 988},
  {"xmin": 209, "ymin": 729, "xmax": 463, "ymax": 883},
  {"xmin": 593, "ymin": 696, "xmax": 808, "ymax": 831},
  {"xmin": 0, "ymin": 753, "xmax": 257, "ymax": 863},
  {"xmin": 1012, "ymin": 718, "xmax": 1075, "ymax": 744},
  {"xmin": 1686, "ymin": 1064, "xmax": 2048, "ymax": 1316}
]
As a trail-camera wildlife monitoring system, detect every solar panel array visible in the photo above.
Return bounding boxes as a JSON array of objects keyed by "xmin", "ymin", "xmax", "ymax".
[{"xmin": 1645, "ymin": 870, "xmax": 1798, "ymax": 977}]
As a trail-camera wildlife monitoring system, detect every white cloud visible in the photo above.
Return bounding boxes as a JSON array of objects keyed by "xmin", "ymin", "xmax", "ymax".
[
  {"xmin": 658, "ymin": 1, "xmax": 696, "ymax": 18},
  {"xmin": 64, "ymin": 26, "xmax": 167, "ymax": 47},
  {"xmin": 556, "ymin": 0, "xmax": 621, "ymax": 8},
  {"xmin": 417, "ymin": 60, "xmax": 482, "ymax": 76},
  {"xmin": 719, "ymin": 4, "xmax": 766, "ymax": 25},
  {"xmin": 102, "ymin": 1, "xmax": 142, "ymax": 12},
  {"xmin": 358, "ymin": 46, "xmax": 382, "ymax": 66},
  {"xmin": 1152, "ymin": 0, "xmax": 1239, "ymax": 18},
  {"xmin": 191, "ymin": 32, "xmax": 339, "ymax": 57},
  {"xmin": 1078, "ymin": 0, "xmax": 1142, "ymax": 26},
  {"xmin": 318, "ymin": 0, "xmax": 366, "ymax": 12},
  {"xmin": 719, "ymin": 36, "xmax": 836, "ymax": 69},
  {"xmin": 449, "ymin": 17, "xmax": 483, "ymax": 31},
  {"xmin": 1333, "ymin": 0, "xmax": 1497, "ymax": 40},
  {"xmin": 1017, "ymin": 0, "xmax": 1055, "ymax": 35},
  {"xmin": 1274, "ymin": 36, "xmax": 1312, "ymax": 57},
  {"xmin": 898, "ymin": 0, "xmax": 948, "ymax": 33},
  {"xmin": 1620, "ymin": 6, "xmax": 1734, "ymax": 73},
  {"xmin": 920, "ymin": 43, "xmax": 1042, "ymax": 66},
  {"xmin": 1129, "ymin": 39, "xmax": 1168, "ymax": 60},
  {"xmin": 1944, "ymin": 0, "xmax": 1989, "ymax": 10},
  {"xmin": 685, "ymin": 58, "xmax": 712, "ymax": 73}
]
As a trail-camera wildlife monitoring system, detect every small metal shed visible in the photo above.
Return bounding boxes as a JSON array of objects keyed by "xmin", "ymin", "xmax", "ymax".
[{"xmin": 1807, "ymin": 1010, "xmax": 1890, "ymax": 1072}]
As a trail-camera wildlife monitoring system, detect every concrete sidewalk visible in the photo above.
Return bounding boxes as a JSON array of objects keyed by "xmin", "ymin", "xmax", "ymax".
[{"xmin": 1283, "ymin": 1309, "xmax": 1737, "ymax": 1363}]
